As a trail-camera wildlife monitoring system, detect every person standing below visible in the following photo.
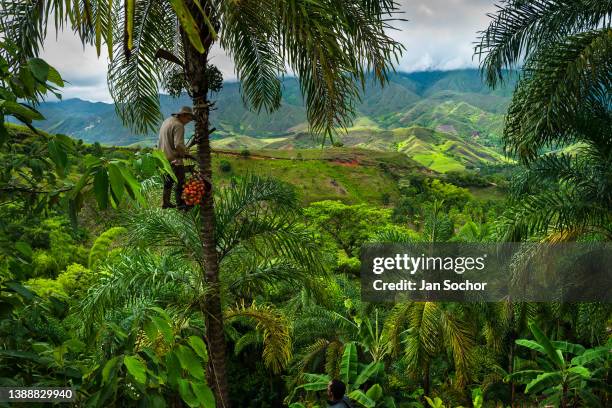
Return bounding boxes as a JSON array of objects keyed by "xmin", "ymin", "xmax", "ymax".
[
  {"xmin": 327, "ymin": 379, "xmax": 354, "ymax": 408},
  {"xmin": 157, "ymin": 106, "xmax": 194, "ymax": 209}
]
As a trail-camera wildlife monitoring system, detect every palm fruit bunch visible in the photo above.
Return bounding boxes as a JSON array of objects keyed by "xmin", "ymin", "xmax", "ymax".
[{"xmin": 182, "ymin": 173, "xmax": 208, "ymax": 206}]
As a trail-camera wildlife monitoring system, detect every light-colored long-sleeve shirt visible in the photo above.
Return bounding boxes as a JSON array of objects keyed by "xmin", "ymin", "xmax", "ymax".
[{"xmin": 158, "ymin": 116, "xmax": 187, "ymax": 164}]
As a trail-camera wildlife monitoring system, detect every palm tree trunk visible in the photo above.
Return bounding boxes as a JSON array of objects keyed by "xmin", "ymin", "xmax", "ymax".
[
  {"xmin": 196, "ymin": 102, "xmax": 230, "ymax": 408},
  {"xmin": 180, "ymin": 9, "xmax": 231, "ymax": 407}
]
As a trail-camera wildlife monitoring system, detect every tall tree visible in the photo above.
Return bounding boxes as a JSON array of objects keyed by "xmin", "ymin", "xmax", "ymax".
[
  {"xmin": 475, "ymin": 0, "xmax": 611, "ymax": 240},
  {"xmin": 0, "ymin": 1, "xmax": 403, "ymax": 404}
]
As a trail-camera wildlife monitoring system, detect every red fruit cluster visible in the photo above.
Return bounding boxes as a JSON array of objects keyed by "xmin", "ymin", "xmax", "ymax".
[{"xmin": 182, "ymin": 174, "xmax": 207, "ymax": 206}]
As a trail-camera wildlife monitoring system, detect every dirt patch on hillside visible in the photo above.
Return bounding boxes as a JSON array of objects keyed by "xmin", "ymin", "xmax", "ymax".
[{"xmin": 330, "ymin": 158, "xmax": 360, "ymax": 167}]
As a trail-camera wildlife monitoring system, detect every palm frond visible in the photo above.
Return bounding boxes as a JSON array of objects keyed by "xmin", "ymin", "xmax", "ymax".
[
  {"xmin": 219, "ymin": 0, "xmax": 283, "ymax": 112},
  {"xmin": 125, "ymin": 207, "xmax": 204, "ymax": 264},
  {"xmin": 384, "ymin": 302, "xmax": 412, "ymax": 357},
  {"xmin": 403, "ymin": 302, "xmax": 440, "ymax": 372},
  {"xmin": 475, "ymin": 0, "xmax": 612, "ymax": 87},
  {"xmin": 294, "ymin": 337, "xmax": 330, "ymax": 374},
  {"xmin": 291, "ymin": 306, "xmax": 345, "ymax": 348},
  {"xmin": 324, "ymin": 340, "xmax": 343, "ymax": 378},
  {"xmin": 80, "ymin": 250, "xmax": 200, "ymax": 331},
  {"xmin": 224, "ymin": 254, "xmax": 314, "ymax": 300},
  {"xmin": 215, "ymin": 176, "xmax": 324, "ymax": 275},
  {"xmin": 503, "ymin": 28, "xmax": 612, "ymax": 160},
  {"xmin": 233, "ymin": 330, "xmax": 263, "ymax": 355},
  {"xmin": 225, "ymin": 301, "xmax": 292, "ymax": 373},
  {"xmin": 0, "ymin": 0, "xmax": 65, "ymax": 66},
  {"xmin": 476, "ymin": 302, "xmax": 511, "ymax": 353},
  {"xmin": 275, "ymin": 0, "xmax": 403, "ymax": 139},
  {"xmin": 108, "ymin": 0, "xmax": 177, "ymax": 133},
  {"xmin": 439, "ymin": 306, "xmax": 475, "ymax": 388},
  {"xmin": 215, "ymin": 175, "xmax": 298, "ymax": 254},
  {"xmin": 498, "ymin": 185, "xmax": 611, "ymax": 241}
]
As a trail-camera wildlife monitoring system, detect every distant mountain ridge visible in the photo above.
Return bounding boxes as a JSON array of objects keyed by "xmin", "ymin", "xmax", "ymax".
[{"xmin": 25, "ymin": 69, "xmax": 513, "ymax": 147}]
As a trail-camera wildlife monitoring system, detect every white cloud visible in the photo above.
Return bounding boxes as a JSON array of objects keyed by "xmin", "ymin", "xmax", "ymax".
[
  {"xmin": 417, "ymin": 5, "xmax": 434, "ymax": 17},
  {"xmin": 41, "ymin": 29, "xmax": 111, "ymax": 101},
  {"xmin": 411, "ymin": 53, "xmax": 435, "ymax": 71},
  {"xmin": 390, "ymin": 0, "xmax": 496, "ymax": 72},
  {"xmin": 39, "ymin": 0, "xmax": 497, "ymax": 102}
]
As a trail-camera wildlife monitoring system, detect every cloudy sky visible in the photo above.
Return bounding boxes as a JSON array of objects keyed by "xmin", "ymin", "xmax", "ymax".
[{"xmin": 40, "ymin": 0, "xmax": 497, "ymax": 102}]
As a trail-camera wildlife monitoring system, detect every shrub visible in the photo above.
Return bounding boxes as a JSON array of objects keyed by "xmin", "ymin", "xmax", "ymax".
[
  {"xmin": 240, "ymin": 148, "xmax": 251, "ymax": 158},
  {"xmin": 32, "ymin": 250, "xmax": 59, "ymax": 277},
  {"xmin": 445, "ymin": 171, "xmax": 489, "ymax": 187},
  {"xmin": 57, "ymin": 263, "xmax": 95, "ymax": 295},
  {"xmin": 41, "ymin": 217, "xmax": 87, "ymax": 271},
  {"xmin": 381, "ymin": 192, "xmax": 390, "ymax": 205},
  {"xmin": 25, "ymin": 278, "xmax": 67, "ymax": 298},
  {"xmin": 219, "ymin": 160, "xmax": 232, "ymax": 173},
  {"xmin": 427, "ymin": 179, "xmax": 471, "ymax": 209},
  {"xmin": 21, "ymin": 225, "xmax": 50, "ymax": 249},
  {"xmin": 336, "ymin": 254, "xmax": 361, "ymax": 276},
  {"xmin": 89, "ymin": 227, "xmax": 127, "ymax": 268}
]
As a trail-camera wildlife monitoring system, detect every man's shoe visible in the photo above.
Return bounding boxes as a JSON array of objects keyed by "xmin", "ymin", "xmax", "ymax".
[{"xmin": 162, "ymin": 203, "xmax": 176, "ymax": 209}]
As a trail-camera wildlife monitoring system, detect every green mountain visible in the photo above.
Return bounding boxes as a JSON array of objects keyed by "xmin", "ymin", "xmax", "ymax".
[{"xmin": 21, "ymin": 69, "xmax": 514, "ymax": 172}]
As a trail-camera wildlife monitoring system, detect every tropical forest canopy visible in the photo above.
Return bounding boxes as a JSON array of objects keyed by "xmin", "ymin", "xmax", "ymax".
[{"xmin": 0, "ymin": 1, "xmax": 610, "ymax": 408}]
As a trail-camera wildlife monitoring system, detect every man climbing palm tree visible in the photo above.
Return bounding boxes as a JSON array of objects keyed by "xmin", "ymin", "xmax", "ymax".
[
  {"xmin": 0, "ymin": 1, "xmax": 404, "ymax": 405},
  {"xmin": 157, "ymin": 106, "xmax": 194, "ymax": 209}
]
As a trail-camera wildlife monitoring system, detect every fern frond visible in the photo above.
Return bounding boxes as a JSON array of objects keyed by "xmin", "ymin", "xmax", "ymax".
[{"xmin": 225, "ymin": 301, "xmax": 292, "ymax": 374}]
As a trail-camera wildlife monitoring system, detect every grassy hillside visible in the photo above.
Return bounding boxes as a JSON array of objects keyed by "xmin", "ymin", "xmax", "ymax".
[
  {"xmin": 209, "ymin": 148, "xmax": 424, "ymax": 205},
  {"xmin": 210, "ymin": 125, "xmax": 508, "ymax": 173}
]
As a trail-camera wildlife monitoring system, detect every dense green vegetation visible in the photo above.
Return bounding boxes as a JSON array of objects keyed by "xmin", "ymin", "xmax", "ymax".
[
  {"xmin": 1, "ymin": 0, "xmax": 611, "ymax": 408},
  {"xmin": 2, "ymin": 124, "xmax": 609, "ymax": 407}
]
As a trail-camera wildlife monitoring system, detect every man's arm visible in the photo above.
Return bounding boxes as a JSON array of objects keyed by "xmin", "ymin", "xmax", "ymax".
[{"xmin": 173, "ymin": 124, "xmax": 187, "ymax": 158}]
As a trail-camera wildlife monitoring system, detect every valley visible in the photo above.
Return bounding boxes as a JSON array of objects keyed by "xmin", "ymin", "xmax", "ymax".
[{"xmin": 23, "ymin": 69, "xmax": 514, "ymax": 173}]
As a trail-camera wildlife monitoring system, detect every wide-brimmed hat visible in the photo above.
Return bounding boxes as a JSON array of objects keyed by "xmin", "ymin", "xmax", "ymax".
[{"xmin": 172, "ymin": 106, "xmax": 194, "ymax": 117}]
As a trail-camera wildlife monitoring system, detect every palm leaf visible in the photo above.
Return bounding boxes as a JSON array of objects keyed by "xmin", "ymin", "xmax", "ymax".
[
  {"xmin": 503, "ymin": 28, "xmax": 612, "ymax": 161},
  {"xmin": 475, "ymin": 0, "xmax": 612, "ymax": 86},
  {"xmin": 525, "ymin": 371, "xmax": 563, "ymax": 394},
  {"xmin": 108, "ymin": 0, "xmax": 176, "ymax": 134},
  {"xmin": 219, "ymin": 0, "xmax": 283, "ymax": 112},
  {"xmin": 528, "ymin": 321, "xmax": 565, "ymax": 369},
  {"xmin": 339, "ymin": 342, "xmax": 358, "ymax": 387},
  {"xmin": 225, "ymin": 301, "xmax": 292, "ymax": 374},
  {"xmin": 275, "ymin": 0, "xmax": 403, "ymax": 139}
]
